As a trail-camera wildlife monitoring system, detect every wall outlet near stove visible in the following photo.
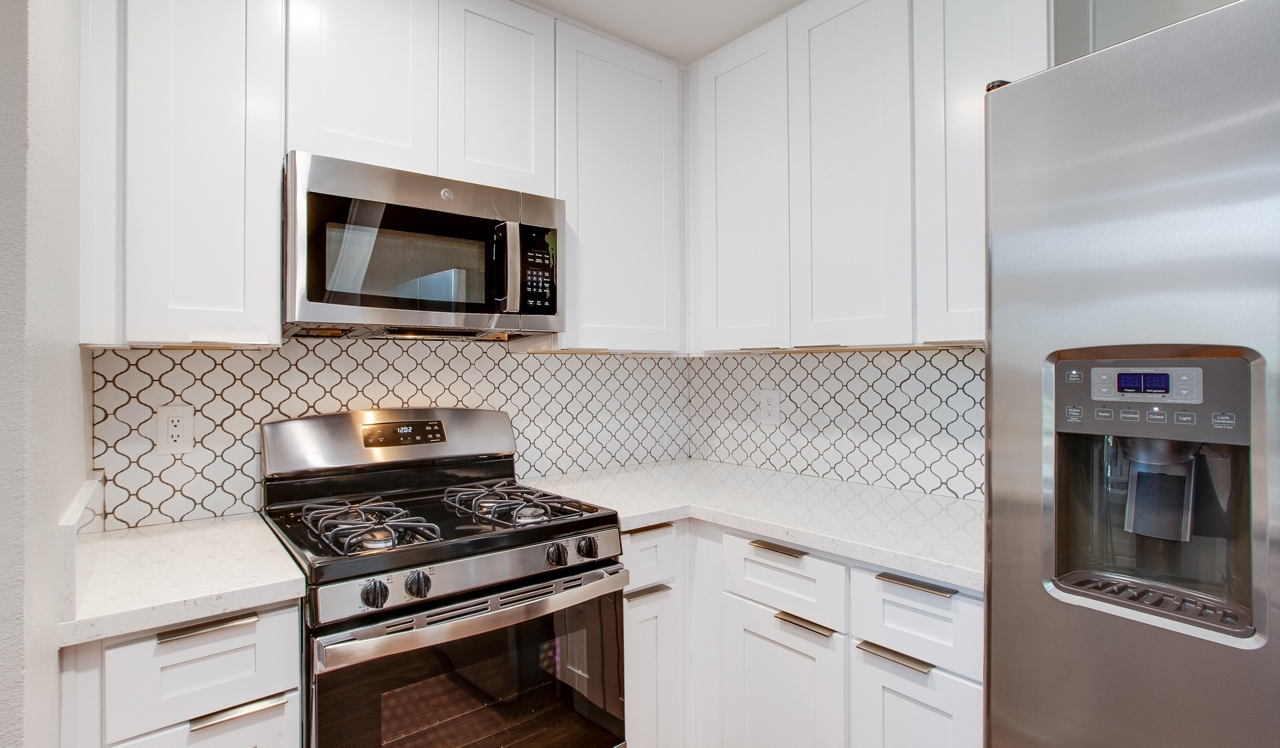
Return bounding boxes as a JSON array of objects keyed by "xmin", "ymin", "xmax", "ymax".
[
  {"xmin": 755, "ymin": 389, "xmax": 782, "ymax": 426},
  {"xmin": 156, "ymin": 405, "xmax": 195, "ymax": 455}
]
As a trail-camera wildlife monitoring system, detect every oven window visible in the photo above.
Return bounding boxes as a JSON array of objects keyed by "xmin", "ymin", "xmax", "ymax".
[
  {"xmin": 314, "ymin": 592, "xmax": 625, "ymax": 748},
  {"xmin": 306, "ymin": 192, "xmax": 501, "ymax": 314}
]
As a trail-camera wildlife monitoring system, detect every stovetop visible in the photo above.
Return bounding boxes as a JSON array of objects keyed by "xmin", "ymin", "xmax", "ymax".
[{"xmin": 264, "ymin": 480, "xmax": 619, "ymax": 585}]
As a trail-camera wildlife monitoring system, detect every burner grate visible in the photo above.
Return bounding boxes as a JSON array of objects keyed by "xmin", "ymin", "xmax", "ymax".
[
  {"xmin": 443, "ymin": 481, "xmax": 585, "ymax": 528},
  {"xmin": 303, "ymin": 498, "xmax": 442, "ymax": 556}
]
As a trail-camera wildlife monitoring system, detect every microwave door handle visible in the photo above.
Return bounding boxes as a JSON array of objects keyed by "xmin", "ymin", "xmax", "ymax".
[{"xmin": 504, "ymin": 221, "xmax": 521, "ymax": 313}]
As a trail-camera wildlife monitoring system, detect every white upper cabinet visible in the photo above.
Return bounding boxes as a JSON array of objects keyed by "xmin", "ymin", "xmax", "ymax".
[
  {"xmin": 438, "ymin": 0, "xmax": 555, "ymax": 196},
  {"xmin": 123, "ymin": 0, "xmax": 285, "ymax": 346},
  {"xmin": 788, "ymin": 0, "xmax": 913, "ymax": 348},
  {"xmin": 694, "ymin": 20, "xmax": 792, "ymax": 351},
  {"xmin": 287, "ymin": 0, "xmax": 439, "ymax": 174},
  {"xmin": 555, "ymin": 23, "xmax": 682, "ymax": 352},
  {"xmin": 913, "ymin": 0, "xmax": 1048, "ymax": 343}
]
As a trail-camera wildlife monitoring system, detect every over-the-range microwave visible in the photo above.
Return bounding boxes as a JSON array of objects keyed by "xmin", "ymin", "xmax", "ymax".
[{"xmin": 284, "ymin": 151, "xmax": 564, "ymax": 341}]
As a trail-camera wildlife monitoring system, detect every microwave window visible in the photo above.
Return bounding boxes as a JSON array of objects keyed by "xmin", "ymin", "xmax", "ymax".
[{"xmin": 307, "ymin": 192, "xmax": 503, "ymax": 314}]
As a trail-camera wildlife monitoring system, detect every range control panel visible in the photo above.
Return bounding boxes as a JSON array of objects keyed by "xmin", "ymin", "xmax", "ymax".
[
  {"xmin": 1055, "ymin": 356, "xmax": 1250, "ymax": 446},
  {"xmin": 361, "ymin": 420, "xmax": 446, "ymax": 448}
]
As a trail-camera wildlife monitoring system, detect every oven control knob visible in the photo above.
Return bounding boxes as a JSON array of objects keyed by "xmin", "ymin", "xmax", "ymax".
[
  {"xmin": 576, "ymin": 536, "xmax": 599, "ymax": 559},
  {"xmin": 360, "ymin": 580, "xmax": 389, "ymax": 609},
  {"xmin": 404, "ymin": 571, "xmax": 432, "ymax": 599},
  {"xmin": 546, "ymin": 542, "xmax": 569, "ymax": 567}
]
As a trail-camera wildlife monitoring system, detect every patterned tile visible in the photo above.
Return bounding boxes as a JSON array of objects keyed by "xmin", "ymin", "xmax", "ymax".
[{"xmin": 93, "ymin": 341, "xmax": 986, "ymax": 528}]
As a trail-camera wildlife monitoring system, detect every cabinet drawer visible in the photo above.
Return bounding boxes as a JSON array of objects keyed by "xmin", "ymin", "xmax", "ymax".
[
  {"xmin": 850, "ymin": 641, "xmax": 981, "ymax": 748},
  {"xmin": 723, "ymin": 533, "xmax": 847, "ymax": 633},
  {"xmin": 850, "ymin": 566, "xmax": 983, "ymax": 682},
  {"xmin": 112, "ymin": 689, "xmax": 300, "ymax": 747},
  {"xmin": 104, "ymin": 605, "xmax": 300, "ymax": 744},
  {"xmin": 621, "ymin": 522, "xmax": 682, "ymax": 591}
]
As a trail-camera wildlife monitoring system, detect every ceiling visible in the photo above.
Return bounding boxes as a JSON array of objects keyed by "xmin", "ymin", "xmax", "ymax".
[{"xmin": 534, "ymin": 0, "xmax": 807, "ymax": 65}]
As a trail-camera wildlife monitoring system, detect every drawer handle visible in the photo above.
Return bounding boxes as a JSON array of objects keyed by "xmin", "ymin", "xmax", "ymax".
[
  {"xmin": 875, "ymin": 572, "xmax": 958, "ymax": 598},
  {"xmin": 621, "ymin": 522, "xmax": 673, "ymax": 537},
  {"xmin": 623, "ymin": 583, "xmax": 672, "ymax": 602},
  {"xmin": 189, "ymin": 692, "xmax": 290, "ymax": 732},
  {"xmin": 774, "ymin": 611, "xmax": 835, "ymax": 638},
  {"xmin": 856, "ymin": 640, "xmax": 935, "ymax": 674},
  {"xmin": 156, "ymin": 612, "xmax": 259, "ymax": 644},
  {"xmin": 750, "ymin": 539, "xmax": 808, "ymax": 559}
]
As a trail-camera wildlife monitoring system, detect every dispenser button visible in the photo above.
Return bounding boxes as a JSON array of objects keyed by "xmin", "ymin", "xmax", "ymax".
[
  {"xmin": 1094, "ymin": 408, "xmax": 1114, "ymax": 421},
  {"xmin": 1065, "ymin": 370, "xmax": 1084, "ymax": 383},
  {"xmin": 1211, "ymin": 413, "xmax": 1236, "ymax": 428},
  {"xmin": 1119, "ymin": 409, "xmax": 1140, "ymax": 422},
  {"xmin": 1146, "ymin": 410, "xmax": 1167, "ymax": 423},
  {"xmin": 1065, "ymin": 406, "xmax": 1083, "ymax": 422},
  {"xmin": 1174, "ymin": 386, "xmax": 1196, "ymax": 398},
  {"xmin": 1175, "ymin": 412, "xmax": 1196, "ymax": 425}
]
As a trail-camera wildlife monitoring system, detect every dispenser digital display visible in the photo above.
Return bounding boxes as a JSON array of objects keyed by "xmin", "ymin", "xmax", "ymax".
[{"xmin": 1117, "ymin": 372, "xmax": 1170, "ymax": 394}]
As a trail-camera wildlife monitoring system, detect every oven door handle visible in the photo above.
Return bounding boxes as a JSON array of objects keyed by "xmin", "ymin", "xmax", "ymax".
[{"xmin": 315, "ymin": 568, "xmax": 630, "ymax": 673}]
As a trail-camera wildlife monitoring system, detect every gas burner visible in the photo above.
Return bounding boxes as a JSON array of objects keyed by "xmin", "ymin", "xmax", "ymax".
[
  {"xmin": 443, "ymin": 482, "xmax": 585, "ymax": 528},
  {"xmin": 303, "ymin": 498, "xmax": 442, "ymax": 556}
]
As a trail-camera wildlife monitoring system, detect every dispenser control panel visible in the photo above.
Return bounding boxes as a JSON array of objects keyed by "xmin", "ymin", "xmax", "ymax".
[{"xmin": 1055, "ymin": 356, "xmax": 1250, "ymax": 445}]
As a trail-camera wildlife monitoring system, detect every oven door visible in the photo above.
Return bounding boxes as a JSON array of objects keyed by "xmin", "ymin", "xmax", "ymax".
[{"xmin": 311, "ymin": 566, "xmax": 627, "ymax": 748}]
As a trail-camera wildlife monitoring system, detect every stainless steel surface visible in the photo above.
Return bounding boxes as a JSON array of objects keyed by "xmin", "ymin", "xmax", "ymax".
[
  {"xmin": 749, "ymin": 539, "xmax": 809, "ymax": 559},
  {"xmin": 855, "ymin": 640, "xmax": 935, "ymax": 674},
  {"xmin": 284, "ymin": 151, "xmax": 565, "ymax": 337},
  {"xmin": 262, "ymin": 408, "xmax": 517, "ymax": 479},
  {"xmin": 315, "ymin": 565, "xmax": 628, "ymax": 672},
  {"xmin": 189, "ymin": 692, "xmax": 291, "ymax": 732},
  {"xmin": 620, "ymin": 522, "xmax": 673, "ymax": 536},
  {"xmin": 874, "ymin": 571, "xmax": 958, "ymax": 598},
  {"xmin": 986, "ymin": 1, "xmax": 1280, "ymax": 745},
  {"xmin": 622, "ymin": 583, "xmax": 672, "ymax": 602},
  {"xmin": 155, "ymin": 612, "xmax": 260, "ymax": 644},
  {"xmin": 773, "ymin": 610, "xmax": 835, "ymax": 638},
  {"xmin": 314, "ymin": 528, "xmax": 622, "ymax": 624},
  {"xmin": 503, "ymin": 220, "xmax": 521, "ymax": 314}
]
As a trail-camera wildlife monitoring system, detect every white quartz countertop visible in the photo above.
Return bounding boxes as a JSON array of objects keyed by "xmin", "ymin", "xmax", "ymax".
[
  {"xmin": 528, "ymin": 459, "xmax": 985, "ymax": 593},
  {"xmin": 59, "ymin": 514, "xmax": 306, "ymax": 647}
]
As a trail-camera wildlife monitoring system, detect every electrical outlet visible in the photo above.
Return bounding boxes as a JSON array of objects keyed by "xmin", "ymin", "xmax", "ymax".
[
  {"xmin": 156, "ymin": 405, "xmax": 195, "ymax": 455},
  {"xmin": 755, "ymin": 389, "xmax": 782, "ymax": 426}
]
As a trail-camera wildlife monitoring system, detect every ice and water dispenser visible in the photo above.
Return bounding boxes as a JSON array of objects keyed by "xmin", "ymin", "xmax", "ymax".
[{"xmin": 1052, "ymin": 349, "xmax": 1256, "ymax": 636}]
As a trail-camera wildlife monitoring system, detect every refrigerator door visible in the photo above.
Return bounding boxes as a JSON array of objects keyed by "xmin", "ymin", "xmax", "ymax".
[{"xmin": 986, "ymin": 1, "xmax": 1280, "ymax": 746}]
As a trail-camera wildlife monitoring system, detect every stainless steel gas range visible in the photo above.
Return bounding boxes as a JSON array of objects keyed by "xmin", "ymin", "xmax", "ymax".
[{"xmin": 260, "ymin": 408, "xmax": 628, "ymax": 748}]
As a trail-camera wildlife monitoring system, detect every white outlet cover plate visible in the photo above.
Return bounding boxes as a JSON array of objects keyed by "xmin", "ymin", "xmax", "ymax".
[
  {"xmin": 755, "ymin": 389, "xmax": 782, "ymax": 426},
  {"xmin": 156, "ymin": 404, "xmax": 195, "ymax": 455}
]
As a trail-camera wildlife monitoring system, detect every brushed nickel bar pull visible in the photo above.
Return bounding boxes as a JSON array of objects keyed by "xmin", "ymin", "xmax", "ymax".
[
  {"xmin": 189, "ymin": 692, "xmax": 290, "ymax": 732},
  {"xmin": 775, "ymin": 611, "xmax": 835, "ymax": 638},
  {"xmin": 157, "ymin": 612, "xmax": 259, "ymax": 644},
  {"xmin": 875, "ymin": 571, "xmax": 958, "ymax": 598},
  {"xmin": 623, "ymin": 584, "xmax": 672, "ymax": 602},
  {"xmin": 621, "ymin": 522, "xmax": 673, "ymax": 536},
  {"xmin": 857, "ymin": 640, "xmax": 935, "ymax": 674},
  {"xmin": 750, "ymin": 539, "xmax": 808, "ymax": 559}
]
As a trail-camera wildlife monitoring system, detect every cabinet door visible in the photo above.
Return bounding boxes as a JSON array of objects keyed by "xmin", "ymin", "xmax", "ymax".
[
  {"xmin": 913, "ymin": 0, "xmax": 1048, "ymax": 343},
  {"xmin": 111, "ymin": 690, "xmax": 300, "ymax": 747},
  {"xmin": 438, "ymin": 0, "xmax": 554, "ymax": 196},
  {"xmin": 694, "ymin": 20, "xmax": 791, "ymax": 351},
  {"xmin": 722, "ymin": 593, "xmax": 846, "ymax": 748},
  {"xmin": 124, "ymin": 0, "xmax": 284, "ymax": 346},
  {"xmin": 555, "ymin": 23, "xmax": 682, "ymax": 352},
  {"xmin": 850, "ymin": 644, "xmax": 981, "ymax": 748},
  {"xmin": 287, "ymin": 0, "xmax": 439, "ymax": 174},
  {"xmin": 789, "ymin": 0, "xmax": 914, "ymax": 348},
  {"xmin": 623, "ymin": 582, "xmax": 686, "ymax": 748}
]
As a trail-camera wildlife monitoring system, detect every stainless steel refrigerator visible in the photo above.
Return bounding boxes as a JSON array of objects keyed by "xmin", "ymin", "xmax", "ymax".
[{"xmin": 985, "ymin": 1, "xmax": 1280, "ymax": 745}]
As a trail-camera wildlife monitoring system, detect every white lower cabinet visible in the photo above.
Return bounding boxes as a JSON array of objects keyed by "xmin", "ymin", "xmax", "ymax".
[
  {"xmin": 623, "ymin": 582, "xmax": 686, "ymax": 748},
  {"xmin": 850, "ymin": 643, "xmax": 982, "ymax": 748},
  {"xmin": 721, "ymin": 593, "xmax": 847, "ymax": 748},
  {"xmin": 112, "ymin": 690, "xmax": 300, "ymax": 748}
]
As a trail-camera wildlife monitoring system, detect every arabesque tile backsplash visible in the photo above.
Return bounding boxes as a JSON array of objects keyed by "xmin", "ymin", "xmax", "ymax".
[{"xmin": 93, "ymin": 340, "xmax": 985, "ymax": 529}]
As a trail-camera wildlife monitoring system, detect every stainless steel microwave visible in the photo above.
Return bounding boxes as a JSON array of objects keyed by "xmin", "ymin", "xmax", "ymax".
[{"xmin": 284, "ymin": 152, "xmax": 564, "ymax": 341}]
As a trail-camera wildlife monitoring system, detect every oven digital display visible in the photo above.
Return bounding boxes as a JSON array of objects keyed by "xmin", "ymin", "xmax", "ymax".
[
  {"xmin": 362, "ymin": 420, "xmax": 446, "ymax": 448},
  {"xmin": 1117, "ymin": 373, "xmax": 1170, "ymax": 394}
]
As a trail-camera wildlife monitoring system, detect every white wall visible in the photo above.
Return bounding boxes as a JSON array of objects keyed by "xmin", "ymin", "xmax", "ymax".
[{"xmin": 0, "ymin": 0, "xmax": 90, "ymax": 743}]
